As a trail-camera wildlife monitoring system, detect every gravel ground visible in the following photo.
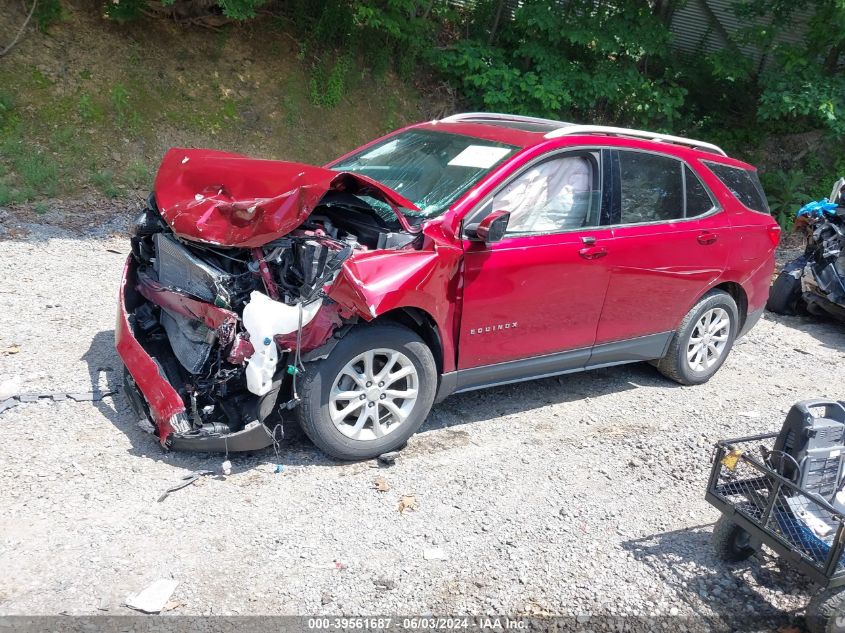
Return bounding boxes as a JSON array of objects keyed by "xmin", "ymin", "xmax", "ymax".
[{"xmin": 1, "ymin": 216, "xmax": 843, "ymax": 631}]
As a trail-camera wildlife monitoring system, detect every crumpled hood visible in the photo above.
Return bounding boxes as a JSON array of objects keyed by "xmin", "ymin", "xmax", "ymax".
[{"xmin": 153, "ymin": 148, "xmax": 419, "ymax": 247}]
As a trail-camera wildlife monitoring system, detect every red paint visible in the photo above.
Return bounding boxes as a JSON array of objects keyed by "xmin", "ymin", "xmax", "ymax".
[
  {"xmin": 275, "ymin": 302, "xmax": 345, "ymax": 352},
  {"xmin": 251, "ymin": 247, "xmax": 280, "ymax": 300},
  {"xmin": 135, "ymin": 272, "xmax": 238, "ymax": 345},
  {"xmin": 226, "ymin": 333, "xmax": 255, "ymax": 364},
  {"xmin": 122, "ymin": 120, "xmax": 778, "ymax": 421},
  {"xmin": 115, "ymin": 257, "xmax": 185, "ymax": 442},
  {"xmin": 459, "ymin": 228, "xmax": 615, "ymax": 367},
  {"xmin": 153, "ymin": 148, "xmax": 419, "ymax": 247}
]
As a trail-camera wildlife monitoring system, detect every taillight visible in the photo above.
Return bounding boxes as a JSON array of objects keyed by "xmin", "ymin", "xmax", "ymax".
[{"xmin": 768, "ymin": 224, "xmax": 782, "ymax": 247}]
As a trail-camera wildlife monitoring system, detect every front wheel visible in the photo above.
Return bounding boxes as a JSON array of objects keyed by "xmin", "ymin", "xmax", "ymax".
[
  {"xmin": 654, "ymin": 289, "xmax": 738, "ymax": 386},
  {"xmin": 711, "ymin": 515, "xmax": 755, "ymax": 562},
  {"xmin": 297, "ymin": 323, "xmax": 437, "ymax": 460}
]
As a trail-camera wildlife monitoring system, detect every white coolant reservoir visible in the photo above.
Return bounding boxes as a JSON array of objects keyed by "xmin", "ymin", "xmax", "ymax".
[{"xmin": 241, "ymin": 291, "xmax": 322, "ymax": 396}]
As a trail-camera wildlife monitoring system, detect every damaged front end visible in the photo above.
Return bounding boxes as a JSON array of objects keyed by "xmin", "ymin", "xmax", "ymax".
[{"xmin": 116, "ymin": 148, "xmax": 422, "ymax": 451}]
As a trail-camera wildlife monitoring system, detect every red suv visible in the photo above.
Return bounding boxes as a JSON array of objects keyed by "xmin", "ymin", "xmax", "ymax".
[{"xmin": 116, "ymin": 113, "xmax": 780, "ymax": 460}]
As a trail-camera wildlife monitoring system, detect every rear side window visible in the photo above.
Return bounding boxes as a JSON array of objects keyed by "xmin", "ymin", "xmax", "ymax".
[
  {"xmin": 685, "ymin": 166, "xmax": 716, "ymax": 217},
  {"xmin": 618, "ymin": 151, "xmax": 684, "ymax": 223},
  {"xmin": 704, "ymin": 161, "xmax": 770, "ymax": 213}
]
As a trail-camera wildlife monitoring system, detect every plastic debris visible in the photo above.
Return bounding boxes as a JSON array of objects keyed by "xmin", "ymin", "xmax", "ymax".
[
  {"xmin": 221, "ymin": 460, "xmax": 232, "ymax": 476},
  {"xmin": 423, "ymin": 547, "xmax": 447, "ymax": 561},
  {"xmin": 274, "ymin": 464, "xmax": 284, "ymax": 474},
  {"xmin": 0, "ymin": 377, "xmax": 21, "ymax": 401},
  {"xmin": 797, "ymin": 199, "xmax": 838, "ymax": 219},
  {"xmin": 377, "ymin": 451, "xmax": 400, "ymax": 466},
  {"xmin": 125, "ymin": 579, "xmax": 179, "ymax": 614}
]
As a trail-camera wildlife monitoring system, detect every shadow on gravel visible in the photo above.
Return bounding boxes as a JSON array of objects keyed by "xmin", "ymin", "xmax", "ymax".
[
  {"xmin": 425, "ymin": 360, "xmax": 680, "ymax": 433},
  {"xmin": 83, "ymin": 329, "xmax": 346, "ymax": 472},
  {"xmin": 622, "ymin": 524, "xmax": 812, "ymax": 631},
  {"xmin": 83, "ymin": 327, "xmax": 688, "ymax": 470},
  {"xmin": 764, "ymin": 311, "xmax": 845, "ymax": 354}
]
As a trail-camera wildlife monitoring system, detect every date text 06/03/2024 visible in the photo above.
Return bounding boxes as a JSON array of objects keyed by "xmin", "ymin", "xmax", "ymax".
[{"xmin": 306, "ymin": 617, "xmax": 528, "ymax": 630}]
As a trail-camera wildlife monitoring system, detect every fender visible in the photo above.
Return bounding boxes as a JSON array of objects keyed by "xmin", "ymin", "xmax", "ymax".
[{"xmin": 326, "ymin": 245, "xmax": 463, "ymax": 373}]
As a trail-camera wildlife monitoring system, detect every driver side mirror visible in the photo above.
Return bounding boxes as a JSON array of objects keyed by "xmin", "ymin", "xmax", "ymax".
[{"xmin": 467, "ymin": 210, "xmax": 510, "ymax": 243}]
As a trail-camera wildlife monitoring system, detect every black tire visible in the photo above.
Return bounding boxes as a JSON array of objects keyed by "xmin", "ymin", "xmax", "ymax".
[
  {"xmin": 296, "ymin": 323, "xmax": 437, "ymax": 461},
  {"xmin": 806, "ymin": 587, "xmax": 845, "ymax": 633},
  {"xmin": 654, "ymin": 289, "xmax": 739, "ymax": 386},
  {"xmin": 711, "ymin": 515, "xmax": 755, "ymax": 563},
  {"xmin": 767, "ymin": 270, "xmax": 802, "ymax": 315}
]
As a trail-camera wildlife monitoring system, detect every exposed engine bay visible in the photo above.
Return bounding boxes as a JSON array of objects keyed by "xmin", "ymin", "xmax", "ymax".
[{"xmin": 121, "ymin": 184, "xmax": 421, "ymax": 451}]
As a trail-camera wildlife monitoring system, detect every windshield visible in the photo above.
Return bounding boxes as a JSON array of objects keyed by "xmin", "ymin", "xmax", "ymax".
[{"xmin": 331, "ymin": 129, "xmax": 518, "ymax": 218}]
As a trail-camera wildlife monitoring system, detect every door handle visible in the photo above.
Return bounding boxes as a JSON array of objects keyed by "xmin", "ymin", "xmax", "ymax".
[
  {"xmin": 579, "ymin": 246, "xmax": 608, "ymax": 260},
  {"xmin": 697, "ymin": 231, "xmax": 718, "ymax": 245}
]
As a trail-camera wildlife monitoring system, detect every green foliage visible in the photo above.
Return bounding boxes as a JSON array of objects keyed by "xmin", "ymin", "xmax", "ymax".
[
  {"xmin": 110, "ymin": 83, "xmax": 141, "ymax": 132},
  {"xmin": 760, "ymin": 169, "xmax": 811, "ymax": 230},
  {"xmin": 125, "ymin": 159, "xmax": 151, "ymax": 188},
  {"xmin": 34, "ymin": 0, "xmax": 63, "ymax": 30},
  {"xmin": 103, "ymin": 0, "xmax": 266, "ymax": 22},
  {"xmin": 77, "ymin": 93, "xmax": 103, "ymax": 123},
  {"xmin": 103, "ymin": 0, "xmax": 147, "ymax": 22},
  {"xmin": 90, "ymin": 169, "xmax": 120, "ymax": 198},
  {"xmin": 435, "ymin": 0, "xmax": 684, "ymax": 126},
  {"xmin": 309, "ymin": 55, "xmax": 351, "ymax": 108}
]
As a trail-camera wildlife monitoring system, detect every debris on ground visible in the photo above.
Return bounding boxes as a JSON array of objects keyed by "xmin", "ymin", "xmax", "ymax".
[
  {"xmin": 221, "ymin": 460, "xmax": 232, "ymax": 476},
  {"xmin": 373, "ymin": 476, "xmax": 390, "ymax": 492},
  {"xmin": 423, "ymin": 547, "xmax": 447, "ymax": 561},
  {"xmin": 274, "ymin": 464, "xmax": 284, "ymax": 474},
  {"xmin": 0, "ymin": 377, "xmax": 21, "ymax": 400},
  {"xmin": 398, "ymin": 495, "xmax": 418, "ymax": 513},
  {"xmin": 2, "ymin": 345, "xmax": 20, "ymax": 355},
  {"xmin": 125, "ymin": 579, "xmax": 179, "ymax": 614},
  {"xmin": 377, "ymin": 451, "xmax": 400, "ymax": 466},
  {"xmin": 157, "ymin": 470, "xmax": 214, "ymax": 502}
]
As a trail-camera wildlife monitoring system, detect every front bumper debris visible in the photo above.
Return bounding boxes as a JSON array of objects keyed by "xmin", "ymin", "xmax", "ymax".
[{"xmin": 116, "ymin": 255, "xmax": 273, "ymax": 452}]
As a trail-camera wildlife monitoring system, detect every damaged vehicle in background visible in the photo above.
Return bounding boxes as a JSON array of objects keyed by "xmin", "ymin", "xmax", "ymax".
[
  {"xmin": 116, "ymin": 113, "xmax": 780, "ymax": 460},
  {"xmin": 767, "ymin": 178, "xmax": 845, "ymax": 322}
]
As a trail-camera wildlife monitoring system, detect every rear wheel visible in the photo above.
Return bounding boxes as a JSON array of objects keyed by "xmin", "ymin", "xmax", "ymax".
[
  {"xmin": 654, "ymin": 289, "xmax": 739, "ymax": 385},
  {"xmin": 297, "ymin": 323, "xmax": 437, "ymax": 460},
  {"xmin": 806, "ymin": 586, "xmax": 845, "ymax": 633},
  {"xmin": 711, "ymin": 515, "xmax": 755, "ymax": 562}
]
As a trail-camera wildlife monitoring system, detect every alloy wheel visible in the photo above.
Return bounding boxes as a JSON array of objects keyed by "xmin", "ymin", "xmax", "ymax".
[
  {"xmin": 686, "ymin": 307, "xmax": 731, "ymax": 372},
  {"xmin": 328, "ymin": 348, "xmax": 420, "ymax": 441}
]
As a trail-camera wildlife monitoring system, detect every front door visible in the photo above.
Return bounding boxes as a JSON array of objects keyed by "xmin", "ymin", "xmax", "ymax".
[{"xmin": 458, "ymin": 150, "xmax": 613, "ymax": 369}]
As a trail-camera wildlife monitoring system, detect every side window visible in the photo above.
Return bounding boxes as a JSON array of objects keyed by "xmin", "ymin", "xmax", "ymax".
[
  {"xmin": 618, "ymin": 151, "xmax": 684, "ymax": 224},
  {"xmin": 490, "ymin": 152, "xmax": 601, "ymax": 235},
  {"xmin": 704, "ymin": 161, "xmax": 770, "ymax": 214},
  {"xmin": 684, "ymin": 165, "xmax": 716, "ymax": 217}
]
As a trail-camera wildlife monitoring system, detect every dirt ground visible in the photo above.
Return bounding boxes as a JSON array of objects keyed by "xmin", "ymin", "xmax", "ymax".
[{"xmin": 1, "ymin": 215, "xmax": 843, "ymax": 632}]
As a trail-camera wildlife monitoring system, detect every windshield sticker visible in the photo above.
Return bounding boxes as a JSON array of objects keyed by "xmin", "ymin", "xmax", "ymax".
[
  {"xmin": 361, "ymin": 139, "xmax": 399, "ymax": 160},
  {"xmin": 448, "ymin": 145, "xmax": 512, "ymax": 169}
]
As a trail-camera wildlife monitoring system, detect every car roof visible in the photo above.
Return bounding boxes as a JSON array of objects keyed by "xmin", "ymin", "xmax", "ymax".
[{"xmin": 411, "ymin": 112, "xmax": 752, "ymax": 169}]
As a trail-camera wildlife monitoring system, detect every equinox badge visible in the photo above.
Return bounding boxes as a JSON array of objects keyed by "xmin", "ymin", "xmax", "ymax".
[{"xmin": 470, "ymin": 322, "xmax": 518, "ymax": 335}]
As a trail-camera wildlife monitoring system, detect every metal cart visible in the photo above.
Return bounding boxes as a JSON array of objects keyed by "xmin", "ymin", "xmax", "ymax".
[{"xmin": 707, "ymin": 424, "xmax": 845, "ymax": 633}]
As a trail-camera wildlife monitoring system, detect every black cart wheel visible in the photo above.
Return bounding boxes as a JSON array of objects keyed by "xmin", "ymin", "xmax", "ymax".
[
  {"xmin": 712, "ymin": 515, "xmax": 755, "ymax": 562},
  {"xmin": 806, "ymin": 586, "xmax": 845, "ymax": 633}
]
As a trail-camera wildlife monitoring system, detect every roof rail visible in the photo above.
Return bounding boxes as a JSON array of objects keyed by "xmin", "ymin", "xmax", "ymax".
[
  {"xmin": 439, "ymin": 112, "xmax": 572, "ymax": 128},
  {"xmin": 543, "ymin": 124, "xmax": 727, "ymax": 156}
]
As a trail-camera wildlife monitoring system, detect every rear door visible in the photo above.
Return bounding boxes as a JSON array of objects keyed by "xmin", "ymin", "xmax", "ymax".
[
  {"xmin": 595, "ymin": 150, "xmax": 729, "ymax": 345},
  {"xmin": 458, "ymin": 149, "xmax": 613, "ymax": 369}
]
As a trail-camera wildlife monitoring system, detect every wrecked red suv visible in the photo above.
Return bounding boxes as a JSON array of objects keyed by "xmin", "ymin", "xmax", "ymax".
[{"xmin": 116, "ymin": 113, "xmax": 780, "ymax": 460}]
